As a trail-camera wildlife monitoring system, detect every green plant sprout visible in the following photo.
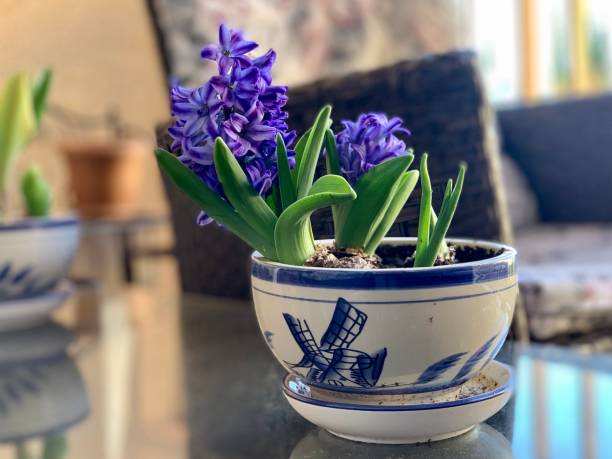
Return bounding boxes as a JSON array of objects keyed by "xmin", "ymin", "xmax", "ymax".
[
  {"xmin": 16, "ymin": 435, "xmax": 67, "ymax": 459},
  {"xmin": 413, "ymin": 153, "xmax": 466, "ymax": 267},
  {"xmin": 0, "ymin": 69, "xmax": 53, "ymax": 217},
  {"xmin": 21, "ymin": 166, "xmax": 52, "ymax": 217}
]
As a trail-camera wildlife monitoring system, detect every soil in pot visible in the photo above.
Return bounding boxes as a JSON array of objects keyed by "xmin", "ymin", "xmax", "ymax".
[{"xmin": 304, "ymin": 243, "xmax": 503, "ymax": 269}]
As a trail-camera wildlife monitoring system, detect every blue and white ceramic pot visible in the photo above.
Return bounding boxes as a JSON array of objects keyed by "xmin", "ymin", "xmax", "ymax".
[
  {"xmin": 252, "ymin": 238, "xmax": 518, "ymax": 394},
  {"xmin": 0, "ymin": 216, "xmax": 80, "ymax": 300}
]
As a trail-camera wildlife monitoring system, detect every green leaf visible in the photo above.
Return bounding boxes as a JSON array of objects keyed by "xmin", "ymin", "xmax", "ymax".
[
  {"xmin": 276, "ymin": 133, "xmax": 297, "ymax": 210},
  {"xmin": 42, "ymin": 435, "xmax": 68, "ymax": 459},
  {"xmin": 213, "ymin": 137, "xmax": 278, "ymax": 241},
  {"xmin": 291, "ymin": 127, "xmax": 311, "ymax": 185},
  {"xmin": 324, "ymin": 128, "xmax": 341, "ymax": 175},
  {"xmin": 324, "ymin": 128, "xmax": 342, "ymax": 230},
  {"xmin": 275, "ymin": 174, "xmax": 356, "ymax": 265},
  {"xmin": 155, "ymin": 148, "xmax": 276, "ymax": 258},
  {"xmin": 364, "ymin": 170, "xmax": 419, "ymax": 254},
  {"xmin": 21, "ymin": 166, "xmax": 52, "ymax": 217},
  {"xmin": 32, "ymin": 68, "xmax": 52, "ymax": 126},
  {"xmin": 334, "ymin": 154, "xmax": 414, "ymax": 249},
  {"xmin": 296, "ymin": 105, "xmax": 332, "ymax": 199},
  {"xmin": 416, "ymin": 163, "xmax": 466, "ymax": 267},
  {"xmin": 0, "ymin": 73, "xmax": 37, "ymax": 194},
  {"xmin": 264, "ymin": 185, "xmax": 282, "ymax": 216},
  {"xmin": 429, "ymin": 205, "xmax": 449, "ymax": 257},
  {"xmin": 414, "ymin": 154, "xmax": 432, "ymax": 267}
]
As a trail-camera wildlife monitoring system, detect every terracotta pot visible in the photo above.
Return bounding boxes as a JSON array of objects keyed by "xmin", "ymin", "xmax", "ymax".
[{"xmin": 61, "ymin": 139, "xmax": 146, "ymax": 219}]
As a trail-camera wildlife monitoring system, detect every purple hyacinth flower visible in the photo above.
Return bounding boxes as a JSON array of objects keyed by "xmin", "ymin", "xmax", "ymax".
[
  {"xmin": 201, "ymin": 24, "xmax": 258, "ymax": 74},
  {"xmin": 335, "ymin": 113, "xmax": 411, "ymax": 184},
  {"xmin": 210, "ymin": 65, "xmax": 262, "ymax": 111},
  {"xmin": 222, "ymin": 102, "xmax": 276, "ymax": 157},
  {"xmin": 171, "ymin": 83, "xmax": 222, "ymax": 137},
  {"xmin": 168, "ymin": 24, "xmax": 295, "ymax": 226}
]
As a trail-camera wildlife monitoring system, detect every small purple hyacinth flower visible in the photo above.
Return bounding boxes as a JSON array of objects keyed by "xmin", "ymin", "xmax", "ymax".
[
  {"xmin": 200, "ymin": 24, "xmax": 258, "ymax": 74},
  {"xmin": 335, "ymin": 113, "xmax": 411, "ymax": 184},
  {"xmin": 253, "ymin": 49, "xmax": 276, "ymax": 84},
  {"xmin": 167, "ymin": 24, "xmax": 295, "ymax": 226},
  {"xmin": 223, "ymin": 102, "xmax": 277, "ymax": 157},
  {"xmin": 210, "ymin": 65, "xmax": 262, "ymax": 112}
]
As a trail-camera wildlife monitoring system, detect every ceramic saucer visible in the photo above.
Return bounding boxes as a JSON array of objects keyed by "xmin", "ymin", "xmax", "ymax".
[
  {"xmin": 0, "ymin": 322, "xmax": 74, "ymax": 364},
  {"xmin": 282, "ymin": 360, "xmax": 513, "ymax": 444},
  {"xmin": 0, "ymin": 281, "xmax": 74, "ymax": 332}
]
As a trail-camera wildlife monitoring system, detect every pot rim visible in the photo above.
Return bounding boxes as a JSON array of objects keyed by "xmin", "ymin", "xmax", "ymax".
[
  {"xmin": 0, "ymin": 214, "xmax": 79, "ymax": 232},
  {"xmin": 252, "ymin": 237, "xmax": 515, "ymax": 273}
]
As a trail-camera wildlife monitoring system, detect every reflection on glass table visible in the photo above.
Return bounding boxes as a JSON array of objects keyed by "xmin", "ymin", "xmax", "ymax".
[
  {"xmin": 0, "ymin": 323, "xmax": 88, "ymax": 459},
  {"xmin": 512, "ymin": 346, "xmax": 612, "ymax": 459},
  {"xmin": 181, "ymin": 295, "xmax": 612, "ymax": 459},
  {"xmin": 2, "ymin": 272, "xmax": 612, "ymax": 458}
]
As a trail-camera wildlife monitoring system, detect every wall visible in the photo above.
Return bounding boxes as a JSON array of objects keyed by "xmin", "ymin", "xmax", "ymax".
[
  {"xmin": 0, "ymin": 0, "xmax": 169, "ymax": 216},
  {"xmin": 152, "ymin": 0, "xmax": 472, "ymax": 86}
]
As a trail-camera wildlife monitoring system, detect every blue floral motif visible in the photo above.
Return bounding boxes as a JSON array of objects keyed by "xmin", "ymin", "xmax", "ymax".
[
  {"xmin": 451, "ymin": 334, "xmax": 499, "ymax": 385},
  {"xmin": 283, "ymin": 298, "xmax": 387, "ymax": 388},
  {"xmin": 0, "ymin": 365, "xmax": 45, "ymax": 417},
  {"xmin": 415, "ymin": 352, "xmax": 467, "ymax": 385},
  {"xmin": 282, "ymin": 298, "xmax": 503, "ymax": 392},
  {"xmin": 0, "ymin": 262, "xmax": 55, "ymax": 300}
]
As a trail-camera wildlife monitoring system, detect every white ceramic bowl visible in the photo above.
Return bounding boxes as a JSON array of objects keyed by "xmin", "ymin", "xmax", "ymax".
[
  {"xmin": 0, "ymin": 216, "xmax": 80, "ymax": 300},
  {"xmin": 283, "ymin": 360, "xmax": 514, "ymax": 444},
  {"xmin": 252, "ymin": 238, "xmax": 518, "ymax": 394}
]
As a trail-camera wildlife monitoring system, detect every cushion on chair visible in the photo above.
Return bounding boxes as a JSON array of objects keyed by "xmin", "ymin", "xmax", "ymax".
[
  {"xmin": 497, "ymin": 95, "xmax": 612, "ymax": 223},
  {"xmin": 516, "ymin": 224, "xmax": 612, "ymax": 340}
]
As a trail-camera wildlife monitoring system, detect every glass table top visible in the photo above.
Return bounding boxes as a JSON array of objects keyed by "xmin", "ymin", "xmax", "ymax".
[{"xmin": 1, "ymin": 283, "xmax": 612, "ymax": 459}]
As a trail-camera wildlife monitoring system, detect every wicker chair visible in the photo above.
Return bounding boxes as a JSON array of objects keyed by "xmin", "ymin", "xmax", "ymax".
[{"xmin": 287, "ymin": 51, "xmax": 511, "ymax": 242}]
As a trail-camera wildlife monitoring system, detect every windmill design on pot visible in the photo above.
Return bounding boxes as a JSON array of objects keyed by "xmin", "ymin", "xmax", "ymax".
[{"xmin": 283, "ymin": 298, "xmax": 387, "ymax": 388}]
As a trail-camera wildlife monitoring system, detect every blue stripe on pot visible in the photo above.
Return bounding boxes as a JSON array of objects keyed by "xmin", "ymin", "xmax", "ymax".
[
  {"xmin": 282, "ymin": 363, "xmax": 514, "ymax": 412},
  {"xmin": 252, "ymin": 282, "xmax": 517, "ymax": 305},
  {"xmin": 252, "ymin": 251, "xmax": 515, "ymax": 290},
  {"xmin": 0, "ymin": 216, "xmax": 78, "ymax": 232}
]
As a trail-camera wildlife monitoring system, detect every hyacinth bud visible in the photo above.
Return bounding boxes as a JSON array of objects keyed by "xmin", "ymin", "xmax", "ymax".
[
  {"xmin": 21, "ymin": 166, "xmax": 52, "ymax": 217},
  {"xmin": 335, "ymin": 113, "xmax": 412, "ymax": 184}
]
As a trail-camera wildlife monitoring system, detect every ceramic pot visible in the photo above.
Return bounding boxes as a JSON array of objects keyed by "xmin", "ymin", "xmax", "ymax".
[
  {"xmin": 252, "ymin": 238, "xmax": 518, "ymax": 394},
  {"xmin": 62, "ymin": 139, "xmax": 146, "ymax": 219},
  {"xmin": 0, "ymin": 216, "xmax": 79, "ymax": 300}
]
